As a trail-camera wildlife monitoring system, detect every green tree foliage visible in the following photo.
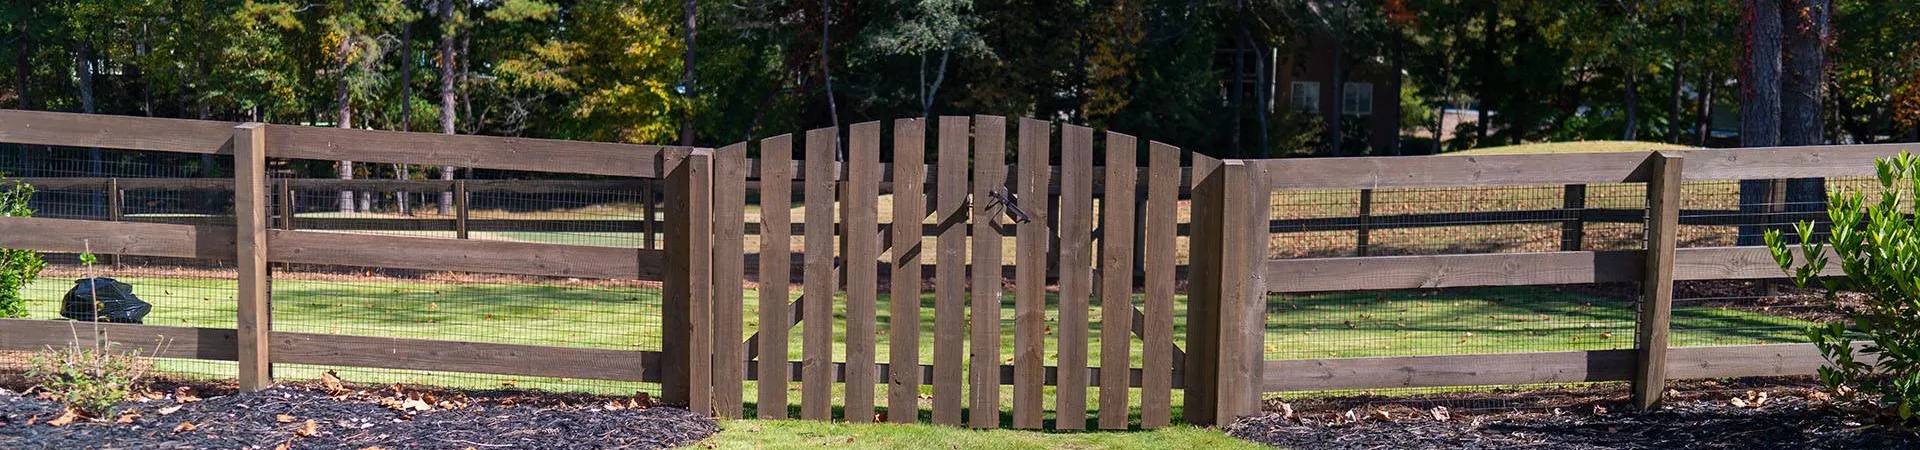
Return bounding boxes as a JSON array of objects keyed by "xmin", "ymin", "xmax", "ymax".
[
  {"xmin": 1769, "ymin": 152, "xmax": 1920, "ymax": 424},
  {"xmin": 0, "ymin": 179, "xmax": 45, "ymax": 319},
  {"xmin": 1, "ymin": 0, "xmax": 1917, "ymax": 161}
]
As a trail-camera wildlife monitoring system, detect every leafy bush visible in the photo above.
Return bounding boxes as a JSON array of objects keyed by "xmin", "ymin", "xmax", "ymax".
[
  {"xmin": 0, "ymin": 179, "xmax": 47, "ymax": 318},
  {"xmin": 1768, "ymin": 151, "xmax": 1920, "ymax": 423},
  {"xmin": 27, "ymin": 340, "xmax": 150, "ymax": 418}
]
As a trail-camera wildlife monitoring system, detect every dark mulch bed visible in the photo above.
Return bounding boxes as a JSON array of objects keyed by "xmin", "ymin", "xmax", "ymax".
[
  {"xmin": 0, "ymin": 381, "xmax": 716, "ymax": 450},
  {"xmin": 1227, "ymin": 378, "xmax": 1920, "ymax": 450}
]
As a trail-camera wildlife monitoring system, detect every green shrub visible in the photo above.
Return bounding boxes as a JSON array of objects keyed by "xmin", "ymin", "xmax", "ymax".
[
  {"xmin": 27, "ymin": 341, "xmax": 149, "ymax": 418},
  {"xmin": 1768, "ymin": 151, "xmax": 1920, "ymax": 423},
  {"xmin": 0, "ymin": 179, "xmax": 46, "ymax": 318}
]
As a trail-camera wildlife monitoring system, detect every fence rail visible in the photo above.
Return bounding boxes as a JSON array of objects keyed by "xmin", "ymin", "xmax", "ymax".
[{"xmin": 0, "ymin": 109, "xmax": 1904, "ymax": 431}]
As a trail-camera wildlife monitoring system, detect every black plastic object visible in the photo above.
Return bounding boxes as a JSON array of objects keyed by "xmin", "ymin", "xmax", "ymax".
[{"xmin": 59, "ymin": 277, "xmax": 152, "ymax": 324}]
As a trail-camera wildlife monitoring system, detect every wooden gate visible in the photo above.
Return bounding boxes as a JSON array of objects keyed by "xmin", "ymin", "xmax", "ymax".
[{"xmin": 685, "ymin": 115, "xmax": 1213, "ymax": 429}]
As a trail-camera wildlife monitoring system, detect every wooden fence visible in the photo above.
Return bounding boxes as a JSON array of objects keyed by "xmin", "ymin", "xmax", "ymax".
[{"xmin": 0, "ymin": 109, "xmax": 1908, "ymax": 430}]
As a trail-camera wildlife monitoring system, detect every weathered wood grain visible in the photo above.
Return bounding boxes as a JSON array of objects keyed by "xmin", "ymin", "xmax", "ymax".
[
  {"xmin": 233, "ymin": 123, "xmax": 272, "ymax": 391},
  {"xmin": 887, "ymin": 119, "xmax": 927, "ymax": 423},
  {"xmin": 1055, "ymin": 124, "xmax": 1094, "ymax": 430},
  {"xmin": 1097, "ymin": 131, "xmax": 1138, "ymax": 430},
  {"xmin": 756, "ymin": 134, "xmax": 795, "ymax": 419},
  {"xmin": 802, "ymin": 128, "xmax": 838, "ymax": 421},
  {"xmin": 713, "ymin": 143, "xmax": 750, "ymax": 418},
  {"xmin": 268, "ymin": 123, "xmax": 673, "ymax": 178},
  {"xmin": 845, "ymin": 122, "xmax": 882, "ymax": 422},
  {"xmin": 1012, "ymin": 118, "xmax": 1051, "ymax": 429},
  {"xmin": 932, "ymin": 116, "xmax": 969, "ymax": 426},
  {"xmin": 1140, "ymin": 141, "xmax": 1180, "ymax": 428},
  {"xmin": 968, "ymin": 115, "xmax": 1006, "ymax": 428}
]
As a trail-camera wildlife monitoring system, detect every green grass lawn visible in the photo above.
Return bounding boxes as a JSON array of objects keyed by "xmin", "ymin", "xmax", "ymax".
[
  {"xmin": 12, "ymin": 271, "xmax": 1814, "ymax": 421},
  {"xmin": 1450, "ymin": 140, "xmax": 1699, "ymax": 155}
]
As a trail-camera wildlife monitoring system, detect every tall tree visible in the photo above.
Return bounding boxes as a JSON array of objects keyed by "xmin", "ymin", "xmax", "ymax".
[
  {"xmin": 1736, "ymin": 0, "xmax": 1783, "ymax": 245},
  {"xmin": 1779, "ymin": 0, "xmax": 1832, "ymax": 240},
  {"xmin": 437, "ymin": 0, "xmax": 456, "ymax": 215}
]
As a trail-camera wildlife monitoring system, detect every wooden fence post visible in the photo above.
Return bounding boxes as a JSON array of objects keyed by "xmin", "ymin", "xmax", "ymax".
[
  {"xmin": 1184, "ymin": 154, "xmax": 1223, "ymax": 425},
  {"xmin": 454, "ymin": 180, "xmax": 470, "ymax": 239},
  {"xmin": 1634, "ymin": 152, "xmax": 1681, "ymax": 409},
  {"xmin": 1219, "ymin": 160, "xmax": 1269, "ymax": 422},
  {"xmin": 233, "ymin": 123, "xmax": 272, "ymax": 392},
  {"xmin": 108, "ymin": 178, "xmax": 122, "ymax": 267},
  {"xmin": 1561, "ymin": 185, "xmax": 1587, "ymax": 251},
  {"xmin": 277, "ymin": 179, "xmax": 295, "ymax": 230},
  {"xmin": 1186, "ymin": 156, "xmax": 1269, "ymax": 425},
  {"xmin": 1355, "ymin": 189, "xmax": 1372, "ymax": 256},
  {"xmin": 663, "ymin": 148, "xmax": 715, "ymax": 414}
]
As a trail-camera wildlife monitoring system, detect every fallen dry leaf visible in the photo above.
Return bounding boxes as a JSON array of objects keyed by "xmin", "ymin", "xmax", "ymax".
[
  {"xmin": 1280, "ymin": 402, "xmax": 1296, "ymax": 420},
  {"xmin": 157, "ymin": 405, "xmax": 184, "ymax": 416},
  {"xmin": 116, "ymin": 409, "xmax": 141, "ymax": 424},
  {"xmin": 296, "ymin": 419, "xmax": 318, "ymax": 437},
  {"xmin": 1730, "ymin": 397, "xmax": 1749, "ymax": 408},
  {"xmin": 274, "ymin": 442, "xmax": 291, "ymax": 450},
  {"xmin": 321, "ymin": 371, "xmax": 347, "ymax": 394},
  {"xmin": 47, "ymin": 409, "xmax": 81, "ymax": 427},
  {"xmin": 1371, "ymin": 409, "xmax": 1391, "ymax": 421},
  {"xmin": 172, "ymin": 422, "xmax": 198, "ymax": 433},
  {"xmin": 1429, "ymin": 406, "xmax": 1450, "ymax": 421},
  {"xmin": 401, "ymin": 398, "xmax": 433, "ymax": 412},
  {"xmin": 1593, "ymin": 405, "xmax": 1609, "ymax": 415},
  {"xmin": 174, "ymin": 386, "xmax": 201, "ymax": 403},
  {"xmin": 277, "ymin": 414, "xmax": 297, "ymax": 423}
]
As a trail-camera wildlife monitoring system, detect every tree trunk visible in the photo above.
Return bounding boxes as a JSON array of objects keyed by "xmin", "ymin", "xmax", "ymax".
[
  {"xmin": 1475, "ymin": 106, "xmax": 1488, "ymax": 146},
  {"xmin": 1669, "ymin": 18, "xmax": 1685, "ymax": 144},
  {"xmin": 1781, "ymin": 0, "xmax": 1828, "ymax": 146},
  {"xmin": 337, "ymin": 47, "xmax": 356, "ymax": 213},
  {"xmin": 1256, "ymin": 44, "xmax": 1272, "ymax": 158},
  {"xmin": 1736, "ymin": 0, "xmax": 1784, "ymax": 246},
  {"xmin": 12, "ymin": 0, "xmax": 28, "ymax": 111},
  {"xmin": 820, "ymin": 0, "xmax": 840, "ymax": 160},
  {"xmin": 1388, "ymin": 34, "xmax": 1403, "ymax": 156},
  {"xmin": 1328, "ymin": 41, "xmax": 1345, "ymax": 156},
  {"xmin": 1229, "ymin": 5, "xmax": 1245, "ymax": 158},
  {"xmin": 680, "ymin": 0, "xmax": 697, "ymax": 146},
  {"xmin": 1695, "ymin": 72, "xmax": 1715, "ymax": 147},
  {"xmin": 438, "ymin": 0, "xmax": 457, "ymax": 216},
  {"xmin": 1623, "ymin": 69, "xmax": 1638, "ymax": 141},
  {"xmin": 1780, "ymin": 0, "xmax": 1831, "ymax": 243},
  {"xmin": 396, "ymin": 11, "xmax": 413, "ymax": 215}
]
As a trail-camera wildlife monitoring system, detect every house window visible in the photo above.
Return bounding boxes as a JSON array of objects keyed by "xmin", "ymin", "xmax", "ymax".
[
  {"xmin": 1342, "ymin": 82, "xmax": 1374, "ymax": 115},
  {"xmin": 1290, "ymin": 82, "xmax": 1321, "ymax": 113}
]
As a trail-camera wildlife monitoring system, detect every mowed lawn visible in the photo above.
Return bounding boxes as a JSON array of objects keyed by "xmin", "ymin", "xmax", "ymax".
[{"xmin": 15, "ymin": 271, "xmax": 1810, "ymax": 407}]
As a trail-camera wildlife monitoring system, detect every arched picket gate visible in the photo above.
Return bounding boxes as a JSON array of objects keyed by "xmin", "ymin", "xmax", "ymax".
[{"xmin": 656, "ymin": 115, "xmax": 1262, "ymax": 430}]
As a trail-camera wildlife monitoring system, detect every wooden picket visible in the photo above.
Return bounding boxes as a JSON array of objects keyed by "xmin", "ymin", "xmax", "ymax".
[
  {"xmin": 1098, "ymin": 131, "xmax": 1139, "ymax": 430},
  {"xmin": 886, "ymin": 119, "xmax": 927, "ymax": 423},
  {"xmin": 969, "ymin": 116, "xmax": 1007, "ymax": 428},
  {"xmin": 755, "ymin": 134, "xmax": 794, "ymax": 419},
  {"xmin": 1012, "ymin": 118, "xmax": 1051, "ymax": 429},
  {"xmin": 1056, "ymin": 125, "xmax": 1096, "ymax": 429},
  {"xmin": 932, "ymin": 117, "xmax": 969, "ymax": 426},
  {"xmin": 845, "ymin": 122, "xmax": 882, "ymax": 422},
  {"xmin": 1140, "ymin": 141, "xmax": 1181, "ymax": 428},
  {"xmin": 712, "ymin": 143, "xmax": 749, "ymax": 419},
  {"xmin": 802, "ymin": 128, "xmax": 837, "ymax": 420}
]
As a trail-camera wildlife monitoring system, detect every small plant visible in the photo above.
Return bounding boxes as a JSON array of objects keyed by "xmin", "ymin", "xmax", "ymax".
[
  {"xmin": 28, "ymin": 242, "xmax": 154, "ymax": 420},
  {"xmin": 26, "ymin": 340, "xmax": 150, "ymax": 418},
  {"xmin": 1769, "ymin": 151, "xmax": 1920, "ymax": 424},
  {"xmin": 0, "ymin": 178, "xmax": 47, "ymax": 318}
]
